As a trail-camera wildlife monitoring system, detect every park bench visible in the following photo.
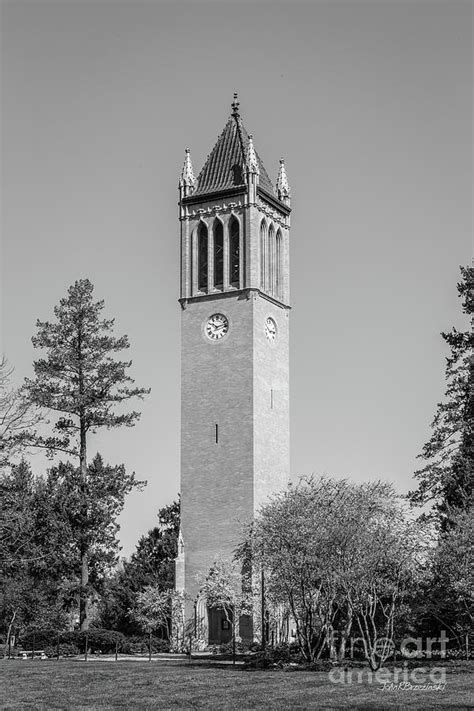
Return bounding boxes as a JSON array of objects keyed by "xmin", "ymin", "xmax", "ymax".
[{"xmin": 18, "ymin": 650, "xmax": 48, "ymax": 660}]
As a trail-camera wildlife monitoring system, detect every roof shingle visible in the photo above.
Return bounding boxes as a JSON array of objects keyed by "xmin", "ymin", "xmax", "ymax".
[{"xmin": 195, "ymin": 114, "xmax": 275, "ymax": 197}]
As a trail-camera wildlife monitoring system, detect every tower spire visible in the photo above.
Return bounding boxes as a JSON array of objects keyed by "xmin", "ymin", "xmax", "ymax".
[
  {"xmin": 179, "ymin": 148, "xmax": 196, "ymax": 192},
  {"xmin": 246, "ymin": 134, "xmax": 260, "ymax": 175},
  {"xmin": 276, "ymin": 158, "xmax": 291, "ymax": 204}
]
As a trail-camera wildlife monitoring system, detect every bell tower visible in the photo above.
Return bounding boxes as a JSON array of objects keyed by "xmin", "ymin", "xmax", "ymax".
[{"xmin": 176, "ymin": 95, "xmax": 291, "ymax": 644}]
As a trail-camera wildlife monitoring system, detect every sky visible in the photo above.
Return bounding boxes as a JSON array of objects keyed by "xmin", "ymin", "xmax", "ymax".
[{"xmin": 1, "ymin": 0, "xmax": 472, "ymax": 557}]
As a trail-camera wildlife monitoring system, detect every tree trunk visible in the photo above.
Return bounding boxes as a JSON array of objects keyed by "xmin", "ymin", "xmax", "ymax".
[
  {"xmin": 79, "ymin": 414, "xmax": 89, "ymax": 631},
  {"xmin": 338, "ymin": 612, "xmax": 353, "ymax": 662},
  {"xmin": 327, "ymin": 623, "xmax": 337, "ymax": 661},
  {"xmin": 80, "ymin": 542, "xmax": 89, "ymax": 630},
  {"xmin": 5, "ymin": 609, "xmax": 17, "ymax": 658}
]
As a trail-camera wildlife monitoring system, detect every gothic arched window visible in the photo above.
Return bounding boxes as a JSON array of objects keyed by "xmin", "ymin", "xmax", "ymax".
[
  {"xmin": 229, "ymin": 217, "xmax": 240, "ymax": 288},
  {"xmin": 268, "ymin": 224, "xmax": 275, "ymax": 295},
  {"xmin": 260, "ymin": 220, "xmax": 267, "ymax": 291},
  {"xmin": 213, "ymin": 220, "xmax": 224, "ymax": 290},
  {"xmin": 276, "ymin": 229, "xmax": 283, "ymax": 299},
  {"xmin": 198, "ymin": 222, "xmax": 208, "ymax": 292}
]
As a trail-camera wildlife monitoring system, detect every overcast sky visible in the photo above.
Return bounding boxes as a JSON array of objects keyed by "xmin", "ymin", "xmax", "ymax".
[{"xmin": 1, "ymin": 0, "xmax": 472, "ymax": 556}]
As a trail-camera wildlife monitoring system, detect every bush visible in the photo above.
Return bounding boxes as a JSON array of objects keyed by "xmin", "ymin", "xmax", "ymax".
[
  {"xmin": 76, "ymin": 629, "xmax": 125, "ymax": 653},
  {"xmin": 243, "ymin": 643, "xmax": 304, "ymax": 669},
  {"xmin": 152, "ymin": 638, "xmax": 170, "ymax": 653},
  {"xmin": 218, "ymin": 639, "xmax": 252, "ymax": 654},
  {"xmin": 121, "ymin": 635, "xmax": 169, "ymax": 655},
  {"xmin": 273, "ymin": 642, "xmax": 302, "ymax": 661},
  {"xmin": 17, "ymin": 628, "xmax": 172, "ymax": 656},
  {"xmin": 244, "ymin": 650, "xmax": 274, "ymax": 669},
  {"xmin": 28, "ymin": 629, "xmax": 126, "ymax": 654},
  {"xmin": 20, "ymin": 628, "xmax": 58, "ymax": 650},
  {"xmin": 71, "ymin": 627, "xmax": 125, "ymax": 654},
  {"xmin": 43, "ymin": 643, "xmax": 80, "ymax": 658}
]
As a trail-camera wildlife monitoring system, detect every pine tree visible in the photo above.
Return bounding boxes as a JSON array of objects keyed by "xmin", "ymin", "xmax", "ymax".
[
  {"xmin": 410, "ymin": 265, "xmax": 473, "ymax": 523},
  {"xmin": 24, "ymin": 279, "xmax": 150, "ymax": 628}
]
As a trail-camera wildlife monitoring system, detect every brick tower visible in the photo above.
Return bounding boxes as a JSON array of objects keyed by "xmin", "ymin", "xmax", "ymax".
[{"xmin": 176, "ymin": 95, "xmax": 291, "ymax": 645}]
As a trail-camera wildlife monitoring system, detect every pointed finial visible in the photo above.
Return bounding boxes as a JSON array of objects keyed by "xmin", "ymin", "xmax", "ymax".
[
  {"xmin": 180, "ymin": 148, "xmax": 195, "ymax": 190},
  {"xmin": 276, "ymin": 157, "xmax": 290, "ymax": 201},
  {"xmin": 178, "ymin": 529, "xmax": 184, "ymax": 555},
  {"xmin": 246, "ymin": 134, "xmax": 259, "ymax": 175},
  {"xmin": 231, "ymin": 92, "xmax": 240, "ymax": 116}
]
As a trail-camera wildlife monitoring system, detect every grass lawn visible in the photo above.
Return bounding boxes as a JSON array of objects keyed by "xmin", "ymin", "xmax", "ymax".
[{"xmin": 0, "ymin": 659, "xmax": 472, "ymax": 710}]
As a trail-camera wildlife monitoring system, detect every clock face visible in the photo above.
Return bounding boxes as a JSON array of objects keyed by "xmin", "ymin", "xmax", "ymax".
[
  {"xmin": 206, "ymin": 313, "xmax": 229, "ymax": 340},
  {"xmin": 265, "ymin": 317, "xmax": 277, "ymax": 342}
]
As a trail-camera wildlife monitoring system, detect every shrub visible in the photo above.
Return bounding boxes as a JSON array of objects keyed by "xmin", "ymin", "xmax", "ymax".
[
  {"xmin": 33, "ymin": 629, "xmax": 126, "ymax": 654},
  {"xmin": 17, "ymin": 628, "xmax": 172, "ymax": 655},
  {"xmin": 244, "ymin": 644, "xmax": 304, "ymax": 669},
  {"xmin": 121, "ymin": 635, "xmax": 169, "ymax": 655},
  {"xmin": 20, "ymin": 628, "xmax": 58, "ymax": 650},
  {"xmin": 43, "ymin": 643, "xmax": 80, "ymax": 658},
  {"xmin": 76, "ymin": 629, "xmax": 125, "ymax": 653},
  {"xmin": 152, "ymin": 638, "xmax": 170, "ymax": 653},
  {"xmin": 273, "ymin": 642, "xmax": 302, "ymax": 661},
  {"xmin": 244, "ymin": 650, "xmax": 274, "ymax": 669},
  {"xmin": 218, "ymin": 639, "xmax": 252, "ymax": 654}
]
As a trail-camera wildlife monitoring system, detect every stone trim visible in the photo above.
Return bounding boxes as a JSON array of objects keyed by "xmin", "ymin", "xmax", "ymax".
[{"xmin": 179, "ymin": 287, "xmax": 291, "ymax": 311}]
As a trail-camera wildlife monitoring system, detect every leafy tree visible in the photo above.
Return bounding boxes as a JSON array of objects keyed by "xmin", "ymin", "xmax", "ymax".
[
  {"xmin": 0, "ymin": 460, "xmax": 35, "ymax": 651},
  {"xmin": 244, "ymin": 477, "xmax": 429, "ymax": 667},
  {"xmin": 415, "ymin": 508, "xmax": 474, "ymax": 658},
  {"xmin": 97, "ymin": 499, "xmax": 180, "ymax": 634},
  {"xmin": 131, "ymin": 586, "xmax": 177, "ymax": 640},
  {"xmin": 0, "ymin": 359, "xmax": 39, "ymax": 469},
  {"xmin": 0, "ymin": 459, "xmax": 35, "ymax": 569},
  {"xmin": 94, "ymin": 565, "xmax": 140, "ymax": 636},
  {"xmin": 432, "ymin": 509, "xmax": 473, "ymax": 657},
  {"xmin": 345, "ymin": 512, "xmax": 429, "ymax": 670},
  {"xmin": 410, "ymin": 265, "xmax": 473, "ymax": 523},
  {"xmin": 0, "ymin": 460, "xmax": 70, "ymax": 651},
  {"xmin": 23, "ymin": 279, "xmax": 150, "ymax": 629},
  {"xmin": 126, "ymin": 498, "xmax": 180, "ymax": 590},
  {"xmin": 197, "ymin": 557, "xmax": 251, "ymax": 649},
  {"xmin": 198, "ymin": 558, "xmax": 241, "ymax": 625},
  {"xmin": 0, "ymin": 453, "xmax": 141, "ymax": 647}
]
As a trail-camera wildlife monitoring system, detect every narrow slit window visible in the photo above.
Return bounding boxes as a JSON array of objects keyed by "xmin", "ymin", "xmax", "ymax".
[
  {"xmin": 270, "ymin": 389, "xmax": 274, "ymax": 409},
  {"xmin": 215, "ymin": 423, "xmax": 219, "ymax": 443}
]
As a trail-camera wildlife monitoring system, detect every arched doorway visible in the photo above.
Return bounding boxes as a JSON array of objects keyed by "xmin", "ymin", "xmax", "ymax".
[{"xmin": 208, "ymin": 607, "xmax": 233, "ymax": 645}]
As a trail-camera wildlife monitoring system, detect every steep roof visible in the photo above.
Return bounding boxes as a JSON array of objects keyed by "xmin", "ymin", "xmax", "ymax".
[{"xmin": 194, "ymin": 109, "xmax": 275, "ymax": 197}]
